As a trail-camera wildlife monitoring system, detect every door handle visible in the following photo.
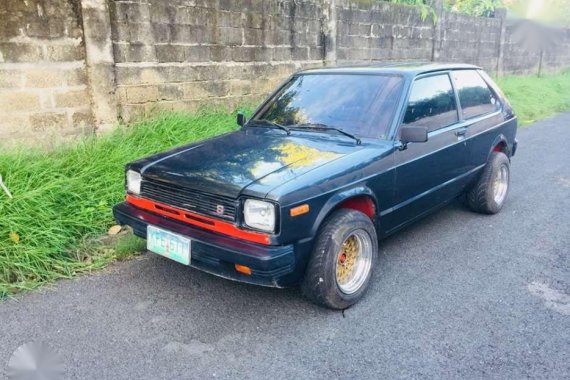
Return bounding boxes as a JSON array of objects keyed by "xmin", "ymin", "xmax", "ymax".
[{"xmin": 455, "ymin": 127, "xmax": 467, "ymax": 137}]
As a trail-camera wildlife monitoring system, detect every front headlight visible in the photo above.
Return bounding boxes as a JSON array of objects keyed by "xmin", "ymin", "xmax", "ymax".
[
  {"xmin": 243, "ymin": 199, "xmax": 276, "ymax": 232},
  {"xmin": 126, "ymin": 170, "xmax": 142, "ymax": 195}
]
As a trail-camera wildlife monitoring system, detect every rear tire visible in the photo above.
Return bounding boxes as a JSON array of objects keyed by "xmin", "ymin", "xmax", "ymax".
[
  {"xmin": 302, "ymin": 209, "xmax": 378, "ymax": 310},
  {"xmin": 467, "ymin": 151, "xmax": 511, "ymax": 214}
]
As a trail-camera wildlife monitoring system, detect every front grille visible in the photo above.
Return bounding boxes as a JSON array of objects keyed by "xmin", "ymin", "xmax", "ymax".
[{"xmin": 141, "ymin": 179, "xmax": 237, "ymax": 221}]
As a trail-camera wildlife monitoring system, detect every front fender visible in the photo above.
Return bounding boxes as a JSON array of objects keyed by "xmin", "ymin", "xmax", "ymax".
[{"xmin": 309, "ymin": 186, "xmax": 379, "ymax": 237}]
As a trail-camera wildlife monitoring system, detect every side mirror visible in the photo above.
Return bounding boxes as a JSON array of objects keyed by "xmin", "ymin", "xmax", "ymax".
[
  {"xmin": 237, "ymin": 112, "xmax": 246, "ymax": 127},
  {"xmin": 400, "ymin": 125, "xmax": 428, "ymax": 144}
]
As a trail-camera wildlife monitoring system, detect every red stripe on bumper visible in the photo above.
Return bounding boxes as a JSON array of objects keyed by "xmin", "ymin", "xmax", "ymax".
[{"xmin": 126, "ymin": 194, "xmax": 271, "ymax": 245}]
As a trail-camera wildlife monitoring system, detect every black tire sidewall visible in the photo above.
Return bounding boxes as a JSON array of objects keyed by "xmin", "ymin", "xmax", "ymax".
[
  {"xmin": 467, "ymin": 151, "xmax": 511, "ymax": 214},
  {"xmin": 484, "ymin": 153, "xmax": 511, "ymax": 213},
  {"xmin": 302, "ymin": 209, "xmax": 378, "ymax": 309}
]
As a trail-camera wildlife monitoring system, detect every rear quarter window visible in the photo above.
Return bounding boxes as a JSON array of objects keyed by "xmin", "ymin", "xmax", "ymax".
[{"xmin": 452, "ymin": 70, "xmax": 501, "ymax": 119}]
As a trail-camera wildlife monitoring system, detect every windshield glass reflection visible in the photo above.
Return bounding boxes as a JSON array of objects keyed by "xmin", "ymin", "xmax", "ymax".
[{"xmin": 254, "ymin": 74, "xmax": 404, "ymax": 139}]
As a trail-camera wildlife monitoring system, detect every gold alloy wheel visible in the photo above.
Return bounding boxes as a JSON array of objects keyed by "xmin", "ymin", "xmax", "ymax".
[
  {"xmin": 335, "ymin": 229, "xmax": 373, "ymax": 295},
  {"xmin": 493, "ymin": 164, "xmax": 509, "ymax": 205}
]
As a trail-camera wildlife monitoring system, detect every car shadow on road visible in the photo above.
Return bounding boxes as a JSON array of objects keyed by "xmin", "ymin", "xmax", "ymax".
[{"xmin": 129, "ymin": 199, "xmax": 476, "ymax": 318}]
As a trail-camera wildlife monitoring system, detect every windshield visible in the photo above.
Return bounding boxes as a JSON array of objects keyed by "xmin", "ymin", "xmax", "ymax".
[{"xmin": 253, "ymin": 74, "xmax": 404, "ymax": 139}]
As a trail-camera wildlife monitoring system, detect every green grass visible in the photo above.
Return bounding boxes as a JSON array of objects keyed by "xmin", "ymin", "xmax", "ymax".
[
  {"xmin": 496, "ymin": 70, "xmax": 570, "ymax": 126},
  {"xmin": 0, "ymin": 109, "xmax": 239, "ymax": 297},
  {"xmin": 112, "ymin": 233, "xmax": 148, "ymax": 261},
  {"xmin": 1, "ymin": 70, "xmax": 570, "ymax": 297}
]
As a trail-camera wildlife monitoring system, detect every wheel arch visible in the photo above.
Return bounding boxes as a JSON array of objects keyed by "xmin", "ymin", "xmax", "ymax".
[
  {"xmin": 488, "ymin": 134, "xmax": 510, "ymax": 160},
  {"xmin": 310, "ymin": 186, "xmax": 379, "ymax": 237}
]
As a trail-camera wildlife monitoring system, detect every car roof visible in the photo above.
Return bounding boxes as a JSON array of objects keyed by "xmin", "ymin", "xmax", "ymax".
[{"xmin": 298, "ymin": 62, "xmax": 481, "ymax": 77}]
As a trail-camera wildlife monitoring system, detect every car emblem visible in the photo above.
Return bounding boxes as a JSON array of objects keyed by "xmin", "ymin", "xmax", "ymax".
[{"xmin": 216, "ymin": 205, "xmax": 225, "ymax": 215}]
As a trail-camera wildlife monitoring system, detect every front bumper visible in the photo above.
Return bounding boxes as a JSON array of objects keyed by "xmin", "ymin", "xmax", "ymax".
[{"xmin": 113, "ymin": 202, "xmax": 300, "ymax": 287}]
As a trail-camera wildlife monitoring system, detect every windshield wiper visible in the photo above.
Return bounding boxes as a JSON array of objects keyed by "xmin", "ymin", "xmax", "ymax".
[
  {"xmin": 246, "ymin": 119, "xmax": 291, "ymax": 135},
  {"xmin": 292, "ymin": 123, "xmax": 361, "ymax": 145}
]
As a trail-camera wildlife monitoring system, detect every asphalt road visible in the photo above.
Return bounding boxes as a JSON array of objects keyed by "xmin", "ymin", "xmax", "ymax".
[{"xmin": 1, "ymin": 114, "xmax": 569, "ymax": 380}]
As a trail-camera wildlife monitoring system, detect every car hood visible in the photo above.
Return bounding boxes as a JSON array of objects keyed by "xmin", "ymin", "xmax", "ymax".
[{"xmin": 134, "ymin": 128, "xmax": 366, "ymax": 198}]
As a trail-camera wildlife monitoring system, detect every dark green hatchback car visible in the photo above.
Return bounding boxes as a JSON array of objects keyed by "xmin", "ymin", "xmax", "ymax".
[{"xmin": 114, "ymin": 63, "xmax": 518, "ymax": 309}]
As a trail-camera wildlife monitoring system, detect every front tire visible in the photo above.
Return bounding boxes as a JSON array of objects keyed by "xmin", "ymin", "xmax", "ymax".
[
  {"xmin": 302, "ymin": 209, "xmax": 378, "ymax": 310},
  {"xmin": 467, "ymin": 151, "xmax": 511, "ymax": 214}
]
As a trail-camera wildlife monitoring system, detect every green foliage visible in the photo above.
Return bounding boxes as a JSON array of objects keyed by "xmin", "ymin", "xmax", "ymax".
[
  {"xmin": 370, "ymin": 0, "xmax": 570, "ymax": 23},
  {"xmin": 0, "ymin": 109, "xmax": 241, "ymax": 297},
  {"xmin": 112, "ymin": 233, "xmax": 147, "ymax": 261},
  {"xmin": 388, "ymin": 0, "xmax": 438, "ymax": 21},
  {"xmin": 446, "ymin": 0, "xmax": 505, "ymax": 17},
  {"xmin": 496, "ymin": 70, "xmax": 570, "ymax": 125}
]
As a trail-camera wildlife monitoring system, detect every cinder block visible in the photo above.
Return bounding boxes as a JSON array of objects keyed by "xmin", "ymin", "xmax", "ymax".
[
  {"xmin": 219, "ymin": 0, "xmax": 236, "ymax": 11},
  {"xmin": 273, "ymin": 47, "xmax": 292, "ymax": 61},
  {"xmin": 72, "ymin": 111, "xmax": 95, "ymax": 128},
  {"xmin": 209, "ymin": 81, "xmax": 230, "ymax": 97},
  {"xmin": 45, "ymin": 45, "xmax": 84, "ymax": 62},
  {"xmin": 113, "ymin": 43, "xmax": 156, "ymax": 63},
  {"xmin": 170, "ymin": 25, "xmax": 193, "ymax": 44},
  {"xmin": 232, "ymin": 47, "xmax": 256, "ymax": 62},
  {"xmin": 119, "ymin": 104, "xmax": 146, "ymax": 123},
  {"xmin": 245, "ymin": 13, "xmax": 264, "ymax": 29},
  {"xmin": 156, "ymin": 45, "xmax": 185, "ymax": 62},
  {"xmin": 113, "ymin": 2, "xmax": 150, "ymax": 23},
  {"xmin": 0, "ymin": 92, "xmax": 41, "ymax": 112},
  {"xmin": 151, "ymin": 23, "xmax": 171, "ymax": 44},
  {"xmin": 219, "ymin": 27, "xmax": 243, "ymax": 46},
  {"xmin": 30, "ymin": 112, "xmax": 68, "ymax": 131},
  {"xmin": 291, "ymin": 47, "xmax": 309, "ymax": 60},
  {"xmin": 0, "ymin": 69, "xmax": 24, "ymax": 88},
  {"xmin": 184, "ymin": 46, "xmax": 210, "ymax": 62},
  {"xmin": 183, "ymin": 82, "xmax": 210, "ymax": 100},
  {"xmin": 128, "ymin": 22, "xmax": 155, "ymax": 44},
  {"xmin": 55, "ymin": 89, "xmax": 91, "ymax": 108},
  {"xmin": 0, "ymin": 114, "xmax": 32, "ymax": 135},
  {"xmin": 168, "ymin": 100, "xmax": 199, "ymax": 113},
  {"xmin": 230, "ymin": 79, "xmax": 252, "ymax": 95},
  {"xmin": 126, "ymin": 85, "xmax": 159, "ymax": 103},
  {"xmin": 210, "ymin": 45, "xmax": 231, "ymax": 62},
  {"xmin": 273, "ymin": 29, "xmax": 291, "ymax": 46},
  {"xmin": 0, "ymin": 43, "xmax": 42, "ymax": 63},
  {"xmin": 111, "ymin": 21, "xmax": 130, "ymax": 42},
  {"xmin": 248, "ymin": 0, "xmax": 265, "ymax": 13},
  {"xmin": 219, "ymin": 11, "xmax": 242, "ymax": 28},
  {"xmin": 244, "ymin": 28, "xmax": 264, "ymax": 46},
  {"xmin": 309, "ymin": 47, "xmax": 324, "ymax": 60},
  {"xmin": 158, "ymin": 84, "xmax": 184, "ymax": 101},
  {"xmin": 26, "ymin": 20, "xmax": 65, "ymax": 39},
  {"xmin": 254, "ymin": 47, "xmax": 272, "ymax": 62},
  {"xmin": 143, "ymin": 68, "xmax": 170, "ymax": 86},
  {"xmin": 63, "ymin": 67, "xmax": 87, "ymax": 86}
]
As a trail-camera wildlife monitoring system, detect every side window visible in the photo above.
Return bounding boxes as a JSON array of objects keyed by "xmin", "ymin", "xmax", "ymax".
[
  {"xmin": 452, "ymin": 70, "xmax": 500, "ymax": 119},
  {"xmin": 403, "ymin": 74, "xmax": 458, "ymax": 132}
]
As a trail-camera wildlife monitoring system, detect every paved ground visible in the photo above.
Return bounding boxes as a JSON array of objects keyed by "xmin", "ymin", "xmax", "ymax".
[{"xmin": 1, "ymin": 114, "xmax": 569, "ymax": 380}]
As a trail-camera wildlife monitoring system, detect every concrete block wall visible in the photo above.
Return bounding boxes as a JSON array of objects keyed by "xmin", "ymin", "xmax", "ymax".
[
  {"xmin": 439, "ymin": 11, "xmax": 502, "ymax": 72},
  {"xmin": 335, "ymin": 1, "xmax": 434, "ymax": 63},
  {"xmin": 109, "ymin": 0, "xmax": 326, "ymax": 121},
  {"xmin": 2, "ymin": 0, "xmax": 570, "ymax": 147},
  {"xmin": 0, "ymin": 0, "xmax": 93, "ymax": 146}
]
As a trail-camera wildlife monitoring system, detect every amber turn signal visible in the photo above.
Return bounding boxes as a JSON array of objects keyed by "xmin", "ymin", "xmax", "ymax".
[
  {"xmin": 290, "ymin": 204, "xmax": 310, "ymax": 217},
  {"xmin": 235, "ymin": 264, "xmax": 252, "ymax": 275}
]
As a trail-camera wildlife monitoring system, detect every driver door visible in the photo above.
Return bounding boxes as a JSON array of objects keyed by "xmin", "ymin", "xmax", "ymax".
[{"xmin": 383, "ymin": 72, "xmax": 468, "ymax": 233}]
